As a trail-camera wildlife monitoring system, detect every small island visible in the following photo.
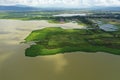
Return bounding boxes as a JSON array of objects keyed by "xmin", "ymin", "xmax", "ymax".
[{"xmin": 25, "ymin": 27, "xmax": 120, "ymax": 57}]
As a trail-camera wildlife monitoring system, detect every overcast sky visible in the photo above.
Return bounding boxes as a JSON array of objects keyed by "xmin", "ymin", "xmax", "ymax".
[{"xmin": 0, "ymin": 0, "xmax": 120, "ymax": 8}]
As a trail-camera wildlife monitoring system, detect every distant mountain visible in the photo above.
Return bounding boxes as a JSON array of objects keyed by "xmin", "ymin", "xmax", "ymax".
[
  {"xmin": 89, "ymin": 6, "xmax": 120, "ymax": 11},
  {"xmin": 0, "ymin": 5, "xmax": 120, "ymax": 11},
  {"xmin": 0, "ymin": 5, "xmax": 38, "ymax": 11},
  {"xmin": 0, "ymin": 5, "xmax": 73, "ymax": 11}
]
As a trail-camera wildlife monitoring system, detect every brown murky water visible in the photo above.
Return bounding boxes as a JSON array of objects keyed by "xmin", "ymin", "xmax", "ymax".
[{"xmin": 0, "ymin": 19, "xmax": 120, "ymax": 80}]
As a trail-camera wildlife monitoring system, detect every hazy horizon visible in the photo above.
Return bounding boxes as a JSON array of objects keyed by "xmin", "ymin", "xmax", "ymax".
[{"xmin": 0, "ymin": 0, "xmax": 120, "ymax": 8}]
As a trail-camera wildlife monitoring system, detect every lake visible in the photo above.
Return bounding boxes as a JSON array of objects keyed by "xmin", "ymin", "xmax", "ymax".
[
  {"xmin": 53, "ymin": 13, "xmax": 87, "ymax": 17},
  {"xmin": 0, "ymin": 19, "xmax": 120, "ymax": 80}
]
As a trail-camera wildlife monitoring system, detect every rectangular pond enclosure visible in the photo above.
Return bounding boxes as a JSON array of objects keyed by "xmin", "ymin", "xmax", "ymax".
[{"xmin": 99, "ymin": 24, "xmax": 118, "ymax": 32}]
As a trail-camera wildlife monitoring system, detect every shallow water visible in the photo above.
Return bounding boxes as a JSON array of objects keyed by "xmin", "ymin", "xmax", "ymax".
[{"xmin": 0, "ymin": 19, "xmax": 120, "ymax": 80}]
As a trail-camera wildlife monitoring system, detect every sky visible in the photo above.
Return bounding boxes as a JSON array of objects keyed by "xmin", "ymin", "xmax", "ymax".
[{"xmin": 0, "ymin": 0, "xmax": 120, "ymax": 8}]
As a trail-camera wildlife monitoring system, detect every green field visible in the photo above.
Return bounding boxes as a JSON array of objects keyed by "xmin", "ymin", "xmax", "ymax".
[{"xmin": 25, "ymin": 27, "xmax": 120, "ymax": 57}]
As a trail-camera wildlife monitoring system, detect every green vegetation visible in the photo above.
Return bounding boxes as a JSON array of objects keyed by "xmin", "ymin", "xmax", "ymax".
[
  {"xmin": 0, "ymin": 11, "xmax": 62, "ymax": 21},
  {"xmin": 25, "ymin": 27, "xmax": 120, "ymax": 57}
]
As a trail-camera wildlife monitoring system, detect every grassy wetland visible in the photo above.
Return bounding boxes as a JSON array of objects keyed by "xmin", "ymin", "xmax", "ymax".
[{"xmin": 25, "ymin": 27, "xmax": 120, "ymax": 57}]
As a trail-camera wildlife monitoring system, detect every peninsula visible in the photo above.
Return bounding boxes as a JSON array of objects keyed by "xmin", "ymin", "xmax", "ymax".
[{"xmin": 25, "ymin": 27, "xmax": 120, "ymax": 57}]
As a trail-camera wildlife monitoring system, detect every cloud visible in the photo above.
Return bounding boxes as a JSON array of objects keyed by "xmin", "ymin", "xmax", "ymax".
[{"xmin": 0, "ymin": 0, "xmax": 120, "ymax": 8}]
